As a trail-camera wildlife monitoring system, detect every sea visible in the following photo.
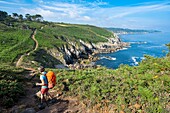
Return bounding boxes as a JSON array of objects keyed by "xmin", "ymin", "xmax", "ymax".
[{"xmin": 95, "ymin": 32, "xmax": 170, "ymax": 69}]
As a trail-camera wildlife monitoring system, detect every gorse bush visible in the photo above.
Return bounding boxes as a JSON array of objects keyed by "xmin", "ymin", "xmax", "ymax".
[{"xmin": 53, "ymin": 54, "xmax": 170, "ymax": 112}]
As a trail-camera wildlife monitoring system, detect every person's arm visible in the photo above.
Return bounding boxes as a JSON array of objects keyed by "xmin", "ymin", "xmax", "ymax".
[{"xmin": 36, "ymin": 79, "xmax": 45, "ymax": 86}]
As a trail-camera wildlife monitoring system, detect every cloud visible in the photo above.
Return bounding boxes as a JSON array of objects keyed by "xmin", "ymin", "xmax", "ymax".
[
  {"xmin": 88, "ymin": 1, "xmax": 108, "ymax": 7},
  {"xmin": 1, "ymin": 0, "xmax": 170, "ymax": 30},
  {"xmin": 100, "ymin": 2, "xmax": 170, "ymax": 19},
  {"xmin": 21, "ymin": 8, "xmax": 55, "ymax": 18},
  {"xmin": 33, "ymin": 0, "xmax": 44, "ymax": 3},
  {"xmin": 83, "ymin": 16, "xmax": 91, "ymax": 20},
  {"xmin": 0, "ymin": 5, "xmax": 12, "ymax": 9},
  {"xmin": 0, "ymin": 0, "xmax": 28, "ymax": 6},
  {"xmin": 39, "ymin": 2, "xmax": 92, "ymax": 21},
  {"xmin": 21, "ymin": 1, "xmax": 170, "ymax": 29},
  {"xmin": 20, "ymin": 3, "xmax": 93, "ymax": 22}
]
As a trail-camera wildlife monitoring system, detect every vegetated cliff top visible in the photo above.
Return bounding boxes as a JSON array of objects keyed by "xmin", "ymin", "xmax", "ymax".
[{"xmin": 0, "ymin": 13, "xmax": 115, "ymax": 64}]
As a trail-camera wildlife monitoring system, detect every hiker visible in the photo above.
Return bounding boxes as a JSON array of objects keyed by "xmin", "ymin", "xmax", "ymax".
[{"xmin": 36, "ymin": 66, "xmax": 53, "ymax": 106}]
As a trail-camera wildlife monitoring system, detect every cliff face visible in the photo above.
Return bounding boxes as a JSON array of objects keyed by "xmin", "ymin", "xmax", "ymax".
[{"xmin": 46, "ymin": 33, "xmax": 129, "ymax": 67}]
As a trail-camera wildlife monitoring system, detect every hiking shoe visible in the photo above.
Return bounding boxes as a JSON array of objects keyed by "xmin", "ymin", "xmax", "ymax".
[
  {"xmin": 49, "ymin": 98, "xmax": 57, "ymax": 104},
  {"xmin": 38, "ymin": 103, "xmax": 45, "ymax": 110},
  {"xmin": 33, "ymin": 94, "xmax": 38, "ymax": 99}
]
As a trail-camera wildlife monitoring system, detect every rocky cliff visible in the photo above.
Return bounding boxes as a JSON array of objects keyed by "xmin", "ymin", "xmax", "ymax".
[{"xmin": 44, "ymin": 33, "xmax": 129, "ymax": 68}]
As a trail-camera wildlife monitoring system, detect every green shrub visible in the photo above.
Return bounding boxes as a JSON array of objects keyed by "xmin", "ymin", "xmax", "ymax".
[
  {"xmin": 53, "ymin": 54, "xmax": 170, "ymax": 112},
  {"xmin": 0, "ymin": 66, "xmax": 25, "ymax": 107}
]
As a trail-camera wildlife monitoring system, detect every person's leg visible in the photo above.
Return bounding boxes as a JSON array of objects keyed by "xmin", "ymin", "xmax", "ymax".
[
  {"xmin": 41, "ymin": 93, "xmax": 45, "ymax": 103},
  {"xmin": 46, "ymin": 92, "xmax": 53, "ymax": 99},
  {"xmin": 44, "ymin": 88, "xmax": 52, "ymax": 99},
  {"xmin": 46, "ymin": 89, "xmax": 56, "ymax": 103},
  {"xmin": 41, "ymin": 88, "xmax": 46, "ymax": 103},
  {"xmin": 38, "ymin": 93, "xmax": 46, "ymax": 109}
]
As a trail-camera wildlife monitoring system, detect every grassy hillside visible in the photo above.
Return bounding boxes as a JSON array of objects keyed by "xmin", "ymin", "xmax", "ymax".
[
  {"xmin": 1, "ymin": 51, "xmax": 169, "ymax": 112},
  {"xmin": 0, "ymin": 23, "xmax": 34, "ymax": 64},
  {"xmin": 53, "ymin": 54, "xmax": 170, "ymax": 112},
  {"xmin": 0, "ymin": 21, "xmax": 114, "ymax": 65},
  {"xmin": 38, "ymin": 23, "xmax": 112, "ymax": 45}
]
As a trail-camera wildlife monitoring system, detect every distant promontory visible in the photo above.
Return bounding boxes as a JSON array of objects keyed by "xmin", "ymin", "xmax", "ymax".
[{"xmin": 105, "ymin": 27, "xmax": 161, "ymax": 35}]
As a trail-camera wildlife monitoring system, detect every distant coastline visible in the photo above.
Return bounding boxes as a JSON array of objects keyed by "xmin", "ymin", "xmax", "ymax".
[{"xmin": 105, "ymin": 27, "xmax": 161, "ymax": 35}]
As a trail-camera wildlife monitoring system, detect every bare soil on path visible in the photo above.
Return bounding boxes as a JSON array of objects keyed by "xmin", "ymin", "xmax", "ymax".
[
  {"xmin": 9, "ymin": 28, "xmax": 85, "ymax": 113},
  {"xmin": 16, "ymin": 29, "xmax": 38, "ymax": 68},
  {"xmin": 4, "ymin": 70, "xmax": 84, "ymax": 113}
]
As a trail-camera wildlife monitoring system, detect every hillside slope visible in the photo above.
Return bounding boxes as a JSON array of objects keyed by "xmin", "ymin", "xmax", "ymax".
[
  {"xmin": 41, "ymin": 54, "xmax": 170, "ymax": 113},
  {"xmin": 1, "ymin": 53, "xmax": 169, "ymax": 113},
  {"xmin": 0, "ymin": 21, "xmax": 128, "ymax": 69}
]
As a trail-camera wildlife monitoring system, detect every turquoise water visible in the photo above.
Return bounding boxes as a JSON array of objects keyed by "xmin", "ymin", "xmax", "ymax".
[{"xmin": 95, "ymin": 32, "xmax": 170, "ymax": 69}]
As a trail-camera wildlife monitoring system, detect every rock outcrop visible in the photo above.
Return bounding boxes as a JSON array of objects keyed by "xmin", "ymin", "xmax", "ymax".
[{"xmin": 43, "ymin": 33, "xmax": 129, "ymax": 68}]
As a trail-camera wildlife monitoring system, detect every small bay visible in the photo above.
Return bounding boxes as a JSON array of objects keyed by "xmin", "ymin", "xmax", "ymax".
[{"xmin": 95, "ymin": 32, "xmax": 170, "ymax": 69}]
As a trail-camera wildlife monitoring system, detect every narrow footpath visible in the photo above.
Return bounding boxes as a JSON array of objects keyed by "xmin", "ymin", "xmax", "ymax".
[
  {"xmin": 16, "ymin": 28, "xmax": 38, "ymax": 71},
  {"xmin": 12, "ymin": 28, "xmax": 83, "ymax": 113}
]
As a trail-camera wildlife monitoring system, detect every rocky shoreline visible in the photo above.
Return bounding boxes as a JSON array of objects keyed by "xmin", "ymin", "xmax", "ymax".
[{"xmin": 53, "ymin": 33, "xmax": 130, "ymax": 69}]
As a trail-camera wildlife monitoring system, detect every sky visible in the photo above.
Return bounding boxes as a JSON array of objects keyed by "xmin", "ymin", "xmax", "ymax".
[{"xmin": 0, "ymin": 0, "xmax": 170, "ymax": 31}]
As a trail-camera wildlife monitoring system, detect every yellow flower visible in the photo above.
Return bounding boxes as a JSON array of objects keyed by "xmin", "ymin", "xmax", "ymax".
[
  {"xmin": 153, "ymin": 75, "xmax": 158, "ymax": 79},
  {"xmin": 154, "ymin": 63, "xmax": 157, "ymax": 65},
  {"xmin": 154, "ymin": 97, "xmax": 159, "ymax": 101}
]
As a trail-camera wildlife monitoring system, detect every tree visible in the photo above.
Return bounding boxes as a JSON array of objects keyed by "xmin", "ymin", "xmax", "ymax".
[
  {"xmin": 18, "ymin": 14, "xmax": 23, "ymax": 21},
  {"xmin": 25, "ymin": 14, "xmax": 32, "ymax": 21},
  {"xmin": 30, "ymin": 14, "xmax": 43, "ymax": 22},
  {"xmin": 25, "ymin": 14, "xmax": 43, "ymax": 22},
  {"xmin": 35, "ymin": 14, "xmax": 43, "ymax": 22},
  {"xmin": 5, "ymin": 14, "xmax": 14, "ymax": 24},
  {"xmin": 31, "ymin": 15, "xmax": 36, "ymax": 21},
  {"xmin": 0, "ymin": 11, "xmax": 8, "ymax": 21},
  {"xmin": 12, "ymin": 13, "xmax": 19, "ymax": 19}
]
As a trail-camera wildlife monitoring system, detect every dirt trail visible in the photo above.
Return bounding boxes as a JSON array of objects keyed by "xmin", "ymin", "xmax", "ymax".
[
  {"xmin": 31, "ymin": 29, "xmax": 38, "ymax": 52},
  {"xmin": 36, "ymin": 97, "xmax": 82, "ymax": 113},
  {"xmin": 8, "ymin": 72, "xmax": 83, "ymax": 113},
  {"xmin": 16, "ymin": 29, "xmax": 38, "ymax": 68},
  {"xmin": 13, "ymin": 28, "xmax": 84, "ymax": 113}
]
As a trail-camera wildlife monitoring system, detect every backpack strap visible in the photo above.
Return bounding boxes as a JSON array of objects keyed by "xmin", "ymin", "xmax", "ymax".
[{"xmin": 42, "ymin": 72, "xmax": 48, "ymax": 86}]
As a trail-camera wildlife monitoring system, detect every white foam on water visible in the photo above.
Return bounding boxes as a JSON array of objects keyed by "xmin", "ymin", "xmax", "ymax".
[
  {"xmin": 146, "ymin": 45, "xmax": 163, "ymax": 49},
  {"xmin": 130, "ymin": 41, "xmax": 147, "ymax": 44},
  {"xmin": 140, "ymin": 57, "xmax": 145, "ymax": 60},
  {"xmin": 131, "ymin": 57, "xmax": 145, "ymax": 66},
  {"xmin": 131, "ymin": 57, "xmax": 139, "ymax": 65},
  {"xmin": 100, "ymin": 56, "xmax": 116, "ymax": 60},
  {"xmin": 121, "ymin": 47, "xmax": 128, "ymax": 50}
]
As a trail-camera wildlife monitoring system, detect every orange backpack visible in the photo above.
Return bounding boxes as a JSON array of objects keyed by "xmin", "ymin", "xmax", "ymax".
[{"xmin": 46, "ymin": 71, "xmax": 56, "ymax": 89}]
